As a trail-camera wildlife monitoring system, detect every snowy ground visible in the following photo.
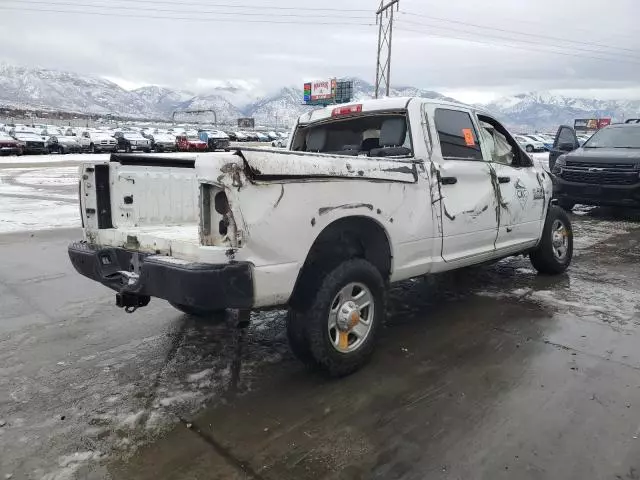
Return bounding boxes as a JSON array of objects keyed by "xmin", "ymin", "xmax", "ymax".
[{"xmin": 0, "ymin": 166, "xmax": 82, "ymax": 233}]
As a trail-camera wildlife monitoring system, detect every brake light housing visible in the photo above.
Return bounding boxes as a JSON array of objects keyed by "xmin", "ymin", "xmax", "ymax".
[{"xmin": 331, "ymin": 104, "xmax": 362, "ymax": 117}]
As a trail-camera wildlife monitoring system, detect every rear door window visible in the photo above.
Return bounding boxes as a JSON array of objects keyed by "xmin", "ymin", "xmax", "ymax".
[
  {"xmin": 434, "ymin": 108, "xmax": 483, "ymax": 160},
  {"xmin": 291, "ymin": 113, "xmax": 412, "ymax": 158}
]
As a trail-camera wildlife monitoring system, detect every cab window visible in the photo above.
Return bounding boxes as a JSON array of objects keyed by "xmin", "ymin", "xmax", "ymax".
[
  {"xmin": 434, "ymin": 108, "xmax": 483, "ymax": 160},
  {"xmin": 291, "ymin": 113, "xmax": 413, "ymax": 158}
]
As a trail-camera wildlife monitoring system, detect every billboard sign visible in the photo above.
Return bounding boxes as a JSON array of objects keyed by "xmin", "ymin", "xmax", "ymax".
[
  {"xmin": 597, "ymin": 118, "xmax": 612, "ymax": 129},
  {"xmin": 237, "ymin": 117, "xmax": 255, "ymax": 128},
  {"xmin": 303, "ymin": 79, "xmax": 338, "ymax": 104},
  {"xmin": 574, "ymin": 118, "xmax": 609, "ymax": 131}
]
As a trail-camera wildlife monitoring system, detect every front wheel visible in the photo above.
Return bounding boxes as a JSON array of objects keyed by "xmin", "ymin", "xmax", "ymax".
[
  {"xmin": 526, "ymin": 145, "xmax": 534, "ymax": 153},
  {"xmin": 287, "ymin": 258, "xmax": 386, "ymax": 377},
  {"xmin": 530, "ymin": 205, "xmax": 573, "ymax": 275}
]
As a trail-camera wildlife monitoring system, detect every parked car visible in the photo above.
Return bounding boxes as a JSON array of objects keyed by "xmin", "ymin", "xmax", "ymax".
[
  {"xmin": 266, "ymin": 131, "xmax": 279, "ymax": 141},
  {"xmin": 176, "ymin": 134, "xmax": 208, "ymax": 152},
  {"xmin": 0, "ymin": 132, "xmax": 24, "ymax": 156},
  {"xmin": 143, "ymin": 132, "xmax": 177, "ymax": 152},
  {"xmin": 515, "ymin": 134, "xmax": 545, "ymax": 152},
  {"xmin": 199, "ymin": 130, "xmax": 230, "ymax": 151},
  {"xmin": 255, "ymin": 132, "xmax": 269, "ymax": 142},
  {"xmin": 271, "ymin": 138, "xmax": 287, "ymax": 148},
  {"xmin": 69, "ymin": 97, "xmax": 571, "ymax": 377},
  {"xmin": 524, "ymin": 134, "xmax": 553, "ymax": 151},
  {"xmin": 114, "ymin": 131, "xmax": 151, "ymax": 153},
  {"xmin": 243, "ymin": 131, "xmax": 259, "ymax": 142},
  {"xmin": 12, "ymin": 131, "xmax": 47, "ymax": 154},
  {"xmin": 80, "ymin": 131, "xmax": 117, "ymax": 153},
  {"xmin": 46, "ymin": 135, "xmax": 83, "ymax": 154},
  {"xmin": 550, "ymin": 123, "xmax": 640, "ymax": 210},
  {"xmin": 233, "ymin": 131, "xmax": 248, "ymax": 142}
]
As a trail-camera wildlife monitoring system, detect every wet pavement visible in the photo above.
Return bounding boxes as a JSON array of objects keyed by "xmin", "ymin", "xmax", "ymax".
[{"xmin": 1, "ymin": 208, "xmax": 640, "ymax": 479}]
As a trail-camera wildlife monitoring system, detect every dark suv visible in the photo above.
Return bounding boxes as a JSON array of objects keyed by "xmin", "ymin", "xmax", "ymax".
[{"xmin": 550, "ymin": 123, "xmax": 640, "ymax": 210}]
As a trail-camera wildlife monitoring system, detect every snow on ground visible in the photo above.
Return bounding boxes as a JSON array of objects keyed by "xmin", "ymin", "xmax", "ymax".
[
  {"xmin": 0, "ymin": 153, "xmax": 109, "ymax": 165},
  {"xmin": 0, "ymin": 166, "xmax": 80, "ymax": 233}
]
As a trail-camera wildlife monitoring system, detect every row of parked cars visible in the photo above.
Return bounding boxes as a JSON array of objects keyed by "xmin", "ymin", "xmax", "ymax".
[
  {"xmin": 514, "ymin": 132, "xmax": 592, "ymax": 152},
  {"xmin": 0, "ymin": 123, "xmax": 289, "ymax": 156}
]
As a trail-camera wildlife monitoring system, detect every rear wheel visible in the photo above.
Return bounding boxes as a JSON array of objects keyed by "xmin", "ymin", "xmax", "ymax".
[
  {"xmin": 170, "ymin": 302, "xmax": 226, "ymax": 321},
  {"xmin": 90, "ymin": 143, "xmax": 96, "ymax": 154},
  {"xmin": 526, "ymin": 145, "xmax": 534, "ymax": 153},
  {"xmin": 287, "ymin": 259, "xmax": 386, "ymax": 377},
  {"xmin": 530, "ymin": 205, "xmax": 573, "ymax": 275}
]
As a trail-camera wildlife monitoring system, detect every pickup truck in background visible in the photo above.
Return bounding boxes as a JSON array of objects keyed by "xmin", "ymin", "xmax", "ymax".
[
  {"xmin": 80, "ymin": 130, "xmax": 117, "ymax": 153},
  {"xmin": 176, "ymin": 134, "xmax": 208, "ymax": 152},
  {"xmin": 114, "ymin": 131, "xmax": 152, "ymax": 153},
  {"xmin": 199, "ymin": 130, "xmax": 231, "ymax": 151},
  {"xmin": 549, "ymin": 122, "xmax": 640, "ymax": 210},
  {"xmin": 68, "ymin": 97, "xmax": 572, "ymax": 377}
]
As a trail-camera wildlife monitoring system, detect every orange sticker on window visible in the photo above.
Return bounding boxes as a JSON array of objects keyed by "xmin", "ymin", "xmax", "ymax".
[{"xmin": 462, "ymin": 128, "xmax": 475, "ymax": 146}]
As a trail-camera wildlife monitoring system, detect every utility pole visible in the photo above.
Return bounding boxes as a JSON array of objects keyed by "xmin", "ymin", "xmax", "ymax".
[{"xmin": 375, "ymin": 0, "xmax": 399, "ymax": 98}]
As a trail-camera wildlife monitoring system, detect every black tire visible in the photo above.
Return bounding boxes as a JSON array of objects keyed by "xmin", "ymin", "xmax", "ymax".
[
  {"xmin": 170, "ymin": 302, "xmax": 226, "ymax": 321},
  {"xmin": 286, "ymin": 309, "xmax": 316, "ymax": 367},
  {"xmin": 126, "ymin": 145, "xmax": 132, "ymax": 153},
  {"xmin": 288, "ymin": 258, "xmax": 386, "ymax": 377},
  {"xmin": 90, "ymin": 143, "xmax": 96, "ymax": 154},
  {"xmin": 144, "ymin": 148, "xmax": 151, "ymax": 153},
  {"xmin": 526, "ymin": 145, "xmax": 534, "ymax": 153},
  {"xmin": 530, "ymin": 205, "xmax": 573, "ymax": 275},
  {"xmin": 557, "ymin": 199, "xmax": 575, "ymax": 211}
]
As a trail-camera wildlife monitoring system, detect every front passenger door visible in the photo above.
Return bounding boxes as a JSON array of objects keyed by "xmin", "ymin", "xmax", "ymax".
[{"xmin": 550, "ymin": 126, "xmax": 579, "ymax": 170}]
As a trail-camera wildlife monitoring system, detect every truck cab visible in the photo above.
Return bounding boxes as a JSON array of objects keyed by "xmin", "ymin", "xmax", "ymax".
[{"xmin": 68, "ymin": 97, "xmax": 571, "ymax": 377}]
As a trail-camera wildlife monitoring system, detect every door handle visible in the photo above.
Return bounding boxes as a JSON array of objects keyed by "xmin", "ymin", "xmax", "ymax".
[
  {"xmin": 498, "ymin": 176, "xmax": 511, "ymax": 184},
  {"xmin": 440, "ymin": 176, "xmax": 457, "ymax": 185}
]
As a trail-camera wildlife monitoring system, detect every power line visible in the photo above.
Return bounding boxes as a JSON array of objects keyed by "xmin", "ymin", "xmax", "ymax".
[
  {"xmin": 401, "ymin": 11, "xmax": 640, "ymax": 56},
  {"xmin": 19, "ymin": 0, "xmax": 371, "ymax": 12},
  {"xmin": 395, "ymin": 25, "xmax": 640, "ymax": 66},
  {"xmin": 0, "ymin": 5, "xmax": 374, "ymax": 26},
  {"xmin": 11, "ymin": 0, "xmax": 373, "ymax": 19},
  {"xmin": 396, "ymin": 18, "xmax": 640, "ymax": 63}
]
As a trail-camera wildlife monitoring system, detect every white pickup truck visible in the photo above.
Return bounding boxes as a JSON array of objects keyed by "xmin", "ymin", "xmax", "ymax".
[{"xmin": 69, "ymin": 97, "xmax": 573, "ymax": 376}]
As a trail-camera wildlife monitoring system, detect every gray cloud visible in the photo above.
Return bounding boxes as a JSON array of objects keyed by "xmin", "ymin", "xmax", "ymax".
[{"xmin": 0, "ymin": 0, "xmax": 638, "ymax": 102}]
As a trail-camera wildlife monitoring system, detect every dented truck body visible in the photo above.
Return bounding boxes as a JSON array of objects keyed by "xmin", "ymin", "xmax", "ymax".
[{"xmin": 69, "ymin": 97, "xmax": 569, "ymax": 375}]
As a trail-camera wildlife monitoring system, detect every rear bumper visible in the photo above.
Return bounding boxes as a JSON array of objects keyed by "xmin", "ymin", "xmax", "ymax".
[
  {"xmin": 553, "ymin": 176, "xmax": 640, "ymax": 207},
  {"xmin": 68, "ymin": 242, "xmax": 254, "ymax": 310}
]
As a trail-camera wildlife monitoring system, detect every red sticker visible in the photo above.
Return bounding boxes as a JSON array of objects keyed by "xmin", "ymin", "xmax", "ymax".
[{"xmin": 462, "ymin": 128, "xmax": 475, "ymax": 146}]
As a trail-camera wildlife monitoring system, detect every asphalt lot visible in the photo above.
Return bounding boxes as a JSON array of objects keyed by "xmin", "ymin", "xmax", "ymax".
[{"xmin": 1, "ymin": 160, "xmax": 640, "ymax": 479}]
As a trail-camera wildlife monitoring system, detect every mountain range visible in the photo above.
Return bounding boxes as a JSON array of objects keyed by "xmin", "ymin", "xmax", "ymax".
[{"xmin": 1, "ymin": 63, "xmax": 639, "ymax": 130}]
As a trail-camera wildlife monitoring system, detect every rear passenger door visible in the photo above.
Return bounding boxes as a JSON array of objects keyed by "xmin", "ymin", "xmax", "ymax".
[{"xmin": 430, "ymin": 107, "xmax": 499, "ymax": 263}]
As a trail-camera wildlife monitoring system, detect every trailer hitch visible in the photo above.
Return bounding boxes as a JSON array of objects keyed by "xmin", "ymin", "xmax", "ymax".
[{"xmin": 116, "ymin": 292, "xmax": 150, "ymax": 313}]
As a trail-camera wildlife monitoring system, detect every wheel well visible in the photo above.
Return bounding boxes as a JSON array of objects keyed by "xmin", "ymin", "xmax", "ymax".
[{"xmin": 289, "ymin": 216, "xmax": 392, "ymax": 309}]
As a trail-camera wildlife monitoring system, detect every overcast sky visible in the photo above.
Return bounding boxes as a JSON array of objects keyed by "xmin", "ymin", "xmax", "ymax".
[{"xmin": 1, "ymin": 0, "xmax": 639, "ymax": 103}]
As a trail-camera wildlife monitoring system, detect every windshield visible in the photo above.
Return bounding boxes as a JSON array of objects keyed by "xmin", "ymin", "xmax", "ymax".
[
  {"xmin": 583, "ymin": 126, "xmax": 640, "ymax": 148},
  {"xmin": 292, "ymin": 113, "xmax": 412, "ymax": 157}
]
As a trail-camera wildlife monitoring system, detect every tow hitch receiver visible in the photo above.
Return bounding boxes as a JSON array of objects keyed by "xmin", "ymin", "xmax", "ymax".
[{"xmin": 116, "ymin": 292, "xmax": 150, "ymax": 313}]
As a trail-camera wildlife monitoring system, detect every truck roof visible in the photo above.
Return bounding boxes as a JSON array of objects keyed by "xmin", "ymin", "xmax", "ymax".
[{"xmin": 298, "ymin": 96, "xmax": 478, "ymax": 125}]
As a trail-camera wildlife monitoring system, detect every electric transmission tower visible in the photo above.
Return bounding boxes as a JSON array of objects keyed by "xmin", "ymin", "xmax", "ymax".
[{"xmin": 375, "ymin": 0, "xmax": 399, "ymax": 98}]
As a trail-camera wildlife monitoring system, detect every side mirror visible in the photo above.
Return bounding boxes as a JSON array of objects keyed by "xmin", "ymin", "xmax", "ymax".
[{"xmin": 558, "ymin": 142, "xmax": 576, "ymax": 152}]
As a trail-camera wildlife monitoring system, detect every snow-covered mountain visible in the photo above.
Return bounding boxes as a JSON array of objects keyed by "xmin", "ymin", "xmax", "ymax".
[
  {"xmin": 486, "ymin": 91, "xmax": 640, "ymax": 130},
  {"xmin": 2, "ymin": 63, "xmax": 640, "ymax": 129},
  {"xmin": 0, "ymin": 63, "xmax": 155, "ymax": 117}
]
